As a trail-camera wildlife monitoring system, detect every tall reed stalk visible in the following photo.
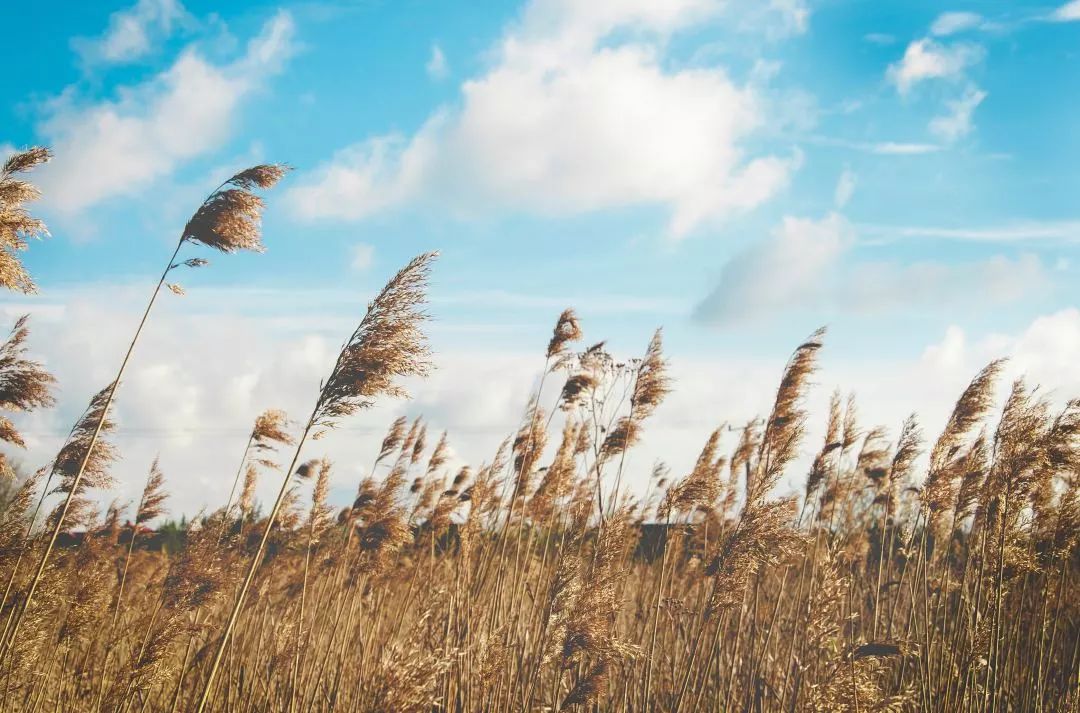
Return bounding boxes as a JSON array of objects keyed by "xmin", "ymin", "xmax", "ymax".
[
  {"xmin": 0, "ymin": 165, "xmax": 289, "ymax": 665},
  {"xmin": 195, "ymin": 251, "xmax": 437, "ymax": 712}
]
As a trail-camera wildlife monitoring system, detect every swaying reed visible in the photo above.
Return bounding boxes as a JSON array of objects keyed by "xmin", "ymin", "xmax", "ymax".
[
  {"xmin": 220, "ymin": 409, "xmax": 294, "ymax": 536},
  {"xmin": 0, "ymin": 189, "xmax": 1075, "ymax": 712},
  {"xmin": 0, "ymin": 382, "xmax": 119, "ymax": 662},
  {"xmin": 0, "ymin": 147, "xmax": 51, "ymax": 294},
  {"xmin": 0, "ymin": 165, "xmax": 289, "ymax": 667},
  {"xmin": 195, "ymin": 251, "xmax": 436, "ymax": 712},
  {"xmin": 0, "ymin": 308, "xmax": 1077, "ymax": 711},
  {"xmin": 112, "ymin": 458, "xmax": 169, "ymax": 624},
  {"xmin": 0, "ymin": 316, "xmax": 56, "ymax": 481}
]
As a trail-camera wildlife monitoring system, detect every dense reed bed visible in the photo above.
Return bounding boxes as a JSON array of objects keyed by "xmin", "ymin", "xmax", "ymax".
[{"xmin": 0, "ymin": 146, "xmax": 1076, "ymax": 711}]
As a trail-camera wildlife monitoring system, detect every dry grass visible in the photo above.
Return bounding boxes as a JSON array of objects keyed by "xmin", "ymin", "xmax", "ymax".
[{"xmin": 0, "ymin": 149, "xmax": 1076, "ymax": 712}]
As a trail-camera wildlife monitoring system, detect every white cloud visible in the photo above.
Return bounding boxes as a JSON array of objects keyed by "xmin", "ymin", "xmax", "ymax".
[
  {"xmin": 1000, "ymin": 310, "xmax": 1080, "ymax": 383},
  {"xmin": 860, "ymin": 220, "xmax": 1080, "ymax": 243},
  {"xmin": 887, "ymin": 38, "xmax": 984, "ymax": 95},
  {"xmin": 886, "ymin": 37, "xmax": 988, "ymax": 139},
  {"xmin": 517, "ymin": 0, "xmax": 721, "ymax": 40},
  {"xmin": 1051, "ymin": 1, "xmax": 1080, "ymax": 21},
  {"xmin": 864, "ymin": 33, "xmax": 896, "ymax": 45},
  {"xmin": 833, "ymin": 167, "xmax": 856, "ymax": 207},
  {"xmin": 72, "ymin": 0, "xmax": 192, "ymax": 66},
  {"xmin": 694, "ymin": 213, "xmax": 1049, "ymax": 326},
  {"xmin": 812, "ymin": 136, "xmax": 942, "ymax": 155},
  {"xmin": 288, "ymin": 0, "xmax": 798, "ymax": 239},
  {"xmin": 350, "ymin": 243, "xmax": 375, "ymax": 271},
  {"xmin": 873, "ymin": 141, "xmax": 942, "ymax": 155},
  {"xmin": 649, "ymin": 312, "xmax": 1080, "ymax": 498},
  {"xmin": 426, "ymin": 44, "xmax": 449, "ymax": 79},
  {"xmin": 0, "ymin": 280, "xmax": 691, "ymax": 517},
  {"xmin": 694, "ymin": 213, "xmax": 853, "ymax": 326},
  {"xmin": 5, "ymin": 279, "xmax": 1077, "ymax": 517},
  {"xmin": 288, "ymin": 131, "xmax": 434, "ymax": 221},
  {"xmin": 0, "ymin": 282, "xmax": 834, "ymax": 513},
  {"xmin": 929, "ymin": 86, "xmax": 987, "ymax": 142},
  {"xmin": 845, "ymin": 253, "xmax": 1048, "ymax": 311},
  {"xmin": 922, "ymin": 309, "xmax": 1080, "ymax": 399},
  {"xmin": 930, "ymin": 12, "xmax": 985, "ymax": 36},
  {"xmin": 0, "ymin": 283, "xmax": 523, "ymax": 517},
  {"xmin": 36, "ymin": 11, "xmax": 296, "ymax": 214}
]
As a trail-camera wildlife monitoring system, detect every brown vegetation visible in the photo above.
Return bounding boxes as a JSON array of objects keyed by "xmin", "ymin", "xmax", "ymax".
[{"xmin": 0, "ymin": 145, "xmax": 1076, "ymax": 711}]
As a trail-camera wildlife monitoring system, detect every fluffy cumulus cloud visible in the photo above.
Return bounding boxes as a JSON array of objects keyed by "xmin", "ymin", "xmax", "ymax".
[
  {"xmin": 72, "ymin": 0, "xmax": 192, "ymax": 66},
  {"xmin": 887, "ymin": 38, "xmax": 984, "ymax": 95},
  {"xmin": 36, "ymin": 10, "xmax": 296, "ymax": 214},
  {"xmin": 288, "ymin": 0, "xmax": 798, "ymax": 238},
  {"xmin": 694, "ymin": 213, "xmax": 1050, "ymax": 327}
]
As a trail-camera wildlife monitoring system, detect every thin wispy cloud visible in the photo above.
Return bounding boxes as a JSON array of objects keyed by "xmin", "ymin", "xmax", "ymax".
[
  {"xmin": 833, "ymin": 167, "xmax": 856, "ymax": 207},
  {"xmin": 808, "ymin": 136, "xmax": 942, "ymax": 155},
  {"xmin": 861, "ymin": 221, "xmax": 1080, "ymax": 243},
  {"xmin": 425, "ymin": 44, "xmax": 448, "ymax": 79},
  {"xmin": 929, "ymin": 85, "xmax": 988, "ymax": 142},
  {"xmin": 864, "ymin": 32, "xmax": 896, "ymax": 45},
  {"xmin": 871, "ymin": 141, "xmax": 942, "ymax": 155},
  {"xmin": 930, "ymin": 12, "xmax": 989, "ymax": 36}
]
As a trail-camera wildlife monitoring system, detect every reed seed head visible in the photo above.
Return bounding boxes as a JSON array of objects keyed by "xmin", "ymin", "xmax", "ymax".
[
  {"xmin": 181, "ymin": 164, "xmax": 290, "ymax": 254},
  {"xmin": 312, "ymin": 253, "xmax": 436, "ymax": 434}
]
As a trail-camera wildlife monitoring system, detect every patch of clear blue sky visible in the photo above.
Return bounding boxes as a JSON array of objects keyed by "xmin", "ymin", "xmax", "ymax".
[{"xmin": 2, "ymin": 0, "xmax": 1078, "ymax": 363}]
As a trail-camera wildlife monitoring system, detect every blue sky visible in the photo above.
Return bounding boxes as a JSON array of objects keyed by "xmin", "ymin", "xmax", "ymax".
[{"xmin": 3, "ymin": 0, "xmax": 1080, "ymax": 515}]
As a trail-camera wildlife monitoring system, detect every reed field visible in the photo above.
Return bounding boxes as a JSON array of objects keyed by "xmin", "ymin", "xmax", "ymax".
[{"xmin": 0, "ymin": 147, "xmax": 1076, "ymax": 712}]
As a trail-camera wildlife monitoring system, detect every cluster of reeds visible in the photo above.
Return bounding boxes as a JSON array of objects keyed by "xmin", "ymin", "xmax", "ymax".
[{"xmin": 0, "ymin": 144, "xmax": 1076, "ymax": 712}]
